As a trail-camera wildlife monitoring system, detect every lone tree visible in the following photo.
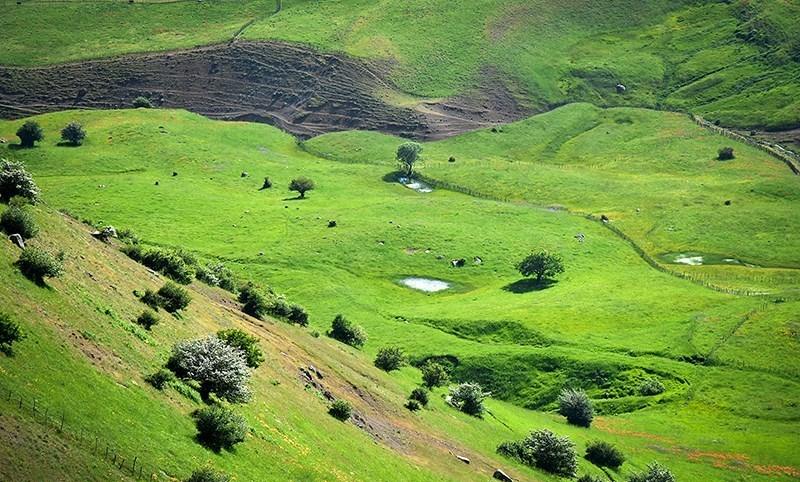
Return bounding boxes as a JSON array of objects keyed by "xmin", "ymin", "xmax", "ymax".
[
  {"xmin": 0, "ymin": 159, "xmax": 40, "ymax": 203},
  {"xmin": 16, "ymin": 121, "xmax": 44, "ymax": 148},
  {"xmin": 167, "ymin": 336, "xmax": 251, "ymax": 403},
  {"xmin": 289, "ymin": 177, "xmax": 315, "ymax": 198},
  {"xmin": 60, "ymin": 122, "xmax": 86, "ymax": 146},
  {"xmin": 396, "ymin": 141, "xmax": 422, "ymax": 178},
  {"xmin": 517, "ymin": 250, "xmax": 564, "ymax": 283}
]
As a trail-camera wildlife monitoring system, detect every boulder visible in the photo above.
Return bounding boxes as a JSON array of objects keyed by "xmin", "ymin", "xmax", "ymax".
[
  {"xmin": 8, "ymin": 233, "xmax": 25, "ymax": 249},
  {"xmin": 493, "ymin": 469, "xmax": 513, "ymax": 482},
  {"xmin": 600, "ymin": 214, "xmax": 609, "ymax": 223},
  {"xmin": 92, "ymin": 226, "xmax": 117, "ymax": 242},
  {"xmin": 456, "ymin": 455, "xmax": 470, "ymax": 464}
]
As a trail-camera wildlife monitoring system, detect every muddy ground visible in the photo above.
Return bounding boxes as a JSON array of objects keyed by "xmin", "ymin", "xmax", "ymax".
[{"xmin": 0, "ymin": 41, "xmax": 532, "ymax": 140}]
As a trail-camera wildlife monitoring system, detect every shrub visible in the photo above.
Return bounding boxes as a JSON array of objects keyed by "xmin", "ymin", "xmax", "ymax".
[
  {"xmin": 628, "ymin": 462, "xmax": 675, "ymax": 482},
  {"xmin": 17, "ymin": 246, "xmax": 64, "ymax": 282},
  {"xmin": 639, "ymin": 378, "xmax": 665, "ymax": 396},
  {"xmin": 585, "ymin": 440, "xmax": 625, "ymax": 469},
  {"xmin": 409, "ymin": 387, "xmax": 429, "ymax": 407},
  {"xmin": 517, "ymin": 250, "xmax": 564, "ymax": 282},
  {"xmin": 329, "ymin": 314, "xmax": 367, "ymax": 348},
  {"xmin": 577, "ymin": 475, "xmax": 603, "ymax": 482},
  {"xmin": 185, "ymin": 466, "xmax": 230, "ymax": 482},
  {"xmin": 145, "ymin": 368, "xmax": 174, "ymax": 390},
  {"xmin": 121, "ymin": 243, "xmax": 144, "ymax": 262},
  {"xmin": 0, "ymin": 312, "xmax": 24, "ymax": 355},
  {"xmin": 239, "ymin": 284, "xmax": 269, "ymax": 319},
  {"xmin": 157, "ymin": 281, "xmax": 191, "ymax": 313},
  {"xmin": 133, "ymin": 96, "xmax": 153, "ymax": 108},
  {"xmin": 142, "ymin": 249, "xmax": 195, "ymax": 284},
  {"xmin": 288, "ymin": 177, "xmax": 315, "ymax": 198},
  {"xmin": 136, "ymin": 310, "xmax": 160, "ymax": 330},
  {"xmin": 718, "ymin": 147, "xmax": 735, "ymax": 160},
  {"xmin": 196, "ymin": 262, "xmax": 236, "ymax": 292},
  {"xmin": 217, "ymin": 328, "xmax": 264, "ymax": 369},
  {"xmin": 558, "ymin": 388, "xmax": 594, "ymax": 427},
  {"xmin": 1, "ymin": 205, "xmax": 38, "ymax": 239},
  {"xmin": 260, "ymin": 177, "xmax": 272, "ymax": 190},
  {"xmin": 329, "ymin": 399, "xmax": 352, "ymax": 421},
  {"xmin": 421, "ymin": 361, "xmax": 450, "ymax": 389},
  {"xmin": 268, "ymin": 295, "xmax": 291, "ymax": 318},
  {"xmin": 497, "ymin": 429, "xmax": 577, "ymax": 477},
  {"xmin": 374, "ymin": 346, "xmax": 405, "ymax": 371},
  {"xmin": 60, "ymin": 122, "xmax": 86, "ymax": 146},
  {"xmin": 194, "ymin": 406, "xmax": 248, "ymax": 451},
  {"xmin": 0, "ymin": 159, "xmax": 40, "ymax": 203},
  {"xmin": 16, "ymin": 121, "xmax": 44, "ymax": 148},
  {"xmin": 167, "ymin": 336, "xmax": 251, "ymax": 403},
  {"xmin": 448, "ymin": 382, "xmax": 488, "ymax": 416},
  {"xmin": 405, "ymin": 399, "xmax": 421, "ymax": 411},
  {"xmin": 140, "ymin": 288, "xmax": 160, "ymax": 310},
  {"xmin": 287, "ymin": 303, "xmax": 309, "ymax": 326}
]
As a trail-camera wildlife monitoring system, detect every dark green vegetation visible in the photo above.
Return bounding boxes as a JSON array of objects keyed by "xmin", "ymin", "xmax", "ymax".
[
  {"xmin": 2, "ymin": 0, "xmax": 799, "ymax": 129},
  {"xmin": 1, "ymin": 108, "xmax": 798, "ymax": 480}
]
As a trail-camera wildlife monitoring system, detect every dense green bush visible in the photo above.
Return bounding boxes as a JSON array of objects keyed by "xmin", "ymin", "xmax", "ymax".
[
  {"xmin": 60, "ymin": 122, "xmax": 86, "ymax": 146},
  {"xmin": 0, "ymin": 159, "xmax": 40, "ymax": 203},
  {"xmin": 16, "ymin": 121, "xmax": 44, "ymax": 148},
  {"xmin": 121, "ymin": 243, "xmax": 144, "ymax": 262},
  {"xmin": 409, "ymin": 387, "xmax": 429, "ymax": 407},
  {"xmin": 196, "ymin": 262, "xmax": 236, "ymax": 292},
  {"xmin": 287, "ymin": 303, "xmax": 309, "ymax": 326},
  {"xmin": 448, "ymin": 382, "xmax": 488, "ymax": 416},
  {"xmin": 0, "ymin": 312, "xmax": 24, "ymax": 355},
  {"xmin": 142, "ymin": 249, "xmax": 195, "ymax": 284},
  {"xmin": 0, "ymin": 205, "xmax": 38, "ymax": 239},
  {"xmin": 329, "ymin": 314, "xmax": 367, "ymax": 348},
  {"xmin": 558, "ymin": 388, "xmax": 594, "ymax": 427},
  {"xmin": 217, "ymin": 328, "xmax": 264, "ymax": 369},
  {"xmin": 145, "ymin": 368, "xmax": 174, "ymax": 390},
  {"xmin": 639, "ymin": 378, "xmax": 665, "ymax": 396},
  {"xmin": 585, "ymin": 440, "xmax": 625, "ymax": 469},
  {"xmin": 140, "ymin": 288, "xmax": 161, "ymax": 310},
  {"xmin": 374, "ymin": 346, "xmax": 405, "ymax": 371},
  {"xmin": 168, "ymin": 336, "xmax": 251, "ymax": 403},
  {"xmin": 133, "ymin": 96, "xmax": 153, "ymax": 108},
  {"xmin": 17, "ymin": 246, "xmax": 64, "ymax": 282},
  {"xmin": 157, "ymin": 281, "xmax": 191, "ymax": 313},
  {"xmin": 628, "ymin": 462, "xmax": 675, "ymax": 482},
  {"xmin": 329, "ymin": 399, "xmax": 352, "ymax": 421},
  {"xmin": 194, "ymin": 406, "xmax": 248, "ymax": 451},
  {"xmin": 239, "ymin": 283, "xmax": 269, "ymax": 319},
  {"xmin": 421, "ymin": 361, "xmax": 450, "ymax": 389},
  {"xmin": 405, "ymin": 399, "xmax": 421, "ymax": 411},
  {"xmin": 136, "ymin": 310, "xmax": 160, "ymax": 330},
  {"xmin": 185, "ymin": 466, "xmax": 230, "ymax": 482},
  {"xmin": 497, "ymin": 429, "xmax": 577, "ymax": 477}
]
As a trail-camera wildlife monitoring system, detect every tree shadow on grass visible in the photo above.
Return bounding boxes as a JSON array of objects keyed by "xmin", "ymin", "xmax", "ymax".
[
  {"xmin": 502, "ymin": 278, "xmax": 556, "ymax": 294},
  {"xmin": 56, "ymin": 141, "xmax": 82, "ymax": 148},
  {"xmin": 281, "ymin": 195, "xmax": 307, "ymax": 201}
]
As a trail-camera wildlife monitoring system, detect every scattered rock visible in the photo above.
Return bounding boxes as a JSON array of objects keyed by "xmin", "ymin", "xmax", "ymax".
[
  {"xmin": 172, "ymin": 171, "xmax": 178, "ymax": 177},
  {"xmin": 241, "ymin": 171, "xmax": 248, "ymax": 178},
  {"xmin": 456, "ymin": 455, "xmax": 470, "ymax": 464},
  {"xmin": 91, "ymin": 226, "xmax": 117, "ymax": 242},
  {"xmin": 600, "ymin": 214, "xmax": 609, "ymax": 223},
  {"xmin": 8, "ymin": 233, "xmax": 25, "ymax": 249},
  {"xmin": 308, "ymin": 365, "xmax": 324, "ymax": 379},
  {"xmin": 451, "ymin": 258, "xmax": 466, "ymax": 268},
  {"xmin": 616, "ymin": 83, "xmax": 627, "ymax": 93},
  {"xmin": 493, "ymin": 469, "xmax": 513, "ymax": 482},
  {"xmin": 724, "ymin": 200, "xmax": 732, "ymax": 206},
  {"xmin": 448, "ymin": 156, "xmax": 456, "ymax": 163},
  {"xmin": 473, "ymin": 256, "xmax": 483, "ymax": 265},
  {"xmin": 574, "ymin": 233, "xmax": 585, "ymax": 243},
  {"xmin": 328, "ymin": 220, "xmax": 337, "ymax": 228},
  {"xmin": 154, "ymin": 181, "xmax": 159, "ymax": 186}
]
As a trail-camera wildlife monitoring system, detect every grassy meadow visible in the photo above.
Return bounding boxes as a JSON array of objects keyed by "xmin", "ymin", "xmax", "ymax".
[
  {"xmin": 1, "ymin": 0, "xmax": 799, "ymax": 129},
  {"xmin": 1, "ymin": 108, "xmax": 799, "ymax": 480}
]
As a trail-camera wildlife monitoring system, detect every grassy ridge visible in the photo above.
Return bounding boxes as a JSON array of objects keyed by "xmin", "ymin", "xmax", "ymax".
[
  {"xmin": 1, "ymin": 0, "xmax": 798, "ymax": 129},
  {"xmin": 2, "ymin": 108, "xmax": 799, "ymax": 480}
]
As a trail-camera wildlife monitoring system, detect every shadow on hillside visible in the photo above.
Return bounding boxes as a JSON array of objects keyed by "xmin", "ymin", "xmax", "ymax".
[
  {"xmin": 381, "ymin": 171, "xmax": 404, "ymax": 183},
  {"xmin": 502, "ymin": 278, "xmax": 555, "ymax": 294}
]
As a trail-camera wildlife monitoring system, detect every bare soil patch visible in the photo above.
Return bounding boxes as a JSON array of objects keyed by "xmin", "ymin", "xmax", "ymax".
[{"xmin": 0, "ymin": 41, "xmax": 531, "ymax": 140}]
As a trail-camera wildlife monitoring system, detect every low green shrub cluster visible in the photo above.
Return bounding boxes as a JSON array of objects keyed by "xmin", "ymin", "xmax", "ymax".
[
  {"xmin": 185, "ymin": 466, "xmax": 230, "ymax": 482},
  {"xmin": 448, "ymin": 382, "xmax": 488, "ymax": 416},
  {"xmin": 0, "ymin": 312, "xmax": 24, "ymax": 356},
  {"xmin": 238, "ymin": 283, "xmax": 308, "ymax": 326},
  {"xmin": 328, "ymin": 314, "xmax": 367, "ymax": 348},
  {"xmin": 194, "ymin": 406, "xmax": 248, "ymax": 451},
  {"xmin": 497, "ymin": 429, "xmax": 577, "ymax": 477},
  {"xmin": 0, "ymin": 203, "xmax": 38, "ymax": 239},
  {"xmin": 17, "ymin": 246, "xmax": 64, "ymax": 282},
  {"xmin": 329, "ymin": 399, "xmax": 352, "ymax": 421},
  {"xmin": 374, "ymin": 346, "xmax": 405, "ymax": 371},
  {"xmin": 558, "ymin": 388, "xmax": 594, "ymax": 427},
  {"xmin": 136, "ymin": 310, "xmax": 160, "ymax": 330},
  {"xmin": 585, "ymin": 440, "xmax": 625, "ymax": 469},
  {"xmin": 138, "ymin": 282, "xmax": 191, "ymax": 313},
  {"xmin": 217, "ymin": 329, "xmax": 264, "ymax": 369}
]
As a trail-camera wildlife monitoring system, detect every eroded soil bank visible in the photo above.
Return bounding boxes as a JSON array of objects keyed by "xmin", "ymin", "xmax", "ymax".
[{"xmin": 0, "ymin": 41, "xmax": 531, "ymax": 140}]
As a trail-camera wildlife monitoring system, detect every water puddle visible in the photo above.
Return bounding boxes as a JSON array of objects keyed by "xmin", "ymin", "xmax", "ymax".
[
  {"xmin": 659, "ymin": 252, "xmax": 751, "ymax": 266},
  {"xmin": 400, "ymin": 277, "xmax": 450, "ymax": 292},
  {"xmin": 398, "ymin": 177, "xmax": 433, "ymax": 193}
]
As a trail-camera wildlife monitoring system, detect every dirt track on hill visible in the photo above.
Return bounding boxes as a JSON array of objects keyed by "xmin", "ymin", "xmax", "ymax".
[{"xmin": 0, "ymin": 41, "xmax": 531, "ymax": 140}]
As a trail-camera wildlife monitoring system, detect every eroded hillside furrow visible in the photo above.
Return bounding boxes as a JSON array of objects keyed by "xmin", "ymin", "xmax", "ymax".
[{"xmin": 0, "ymin": 41, "xmax": 532, "ymax": 140}]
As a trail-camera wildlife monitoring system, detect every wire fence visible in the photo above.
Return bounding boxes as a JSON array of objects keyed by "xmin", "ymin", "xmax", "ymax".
[
  {"xmin": 690, "ymin": 114, "xmax": 800, "ymax": 175},
  {"xmin": 0, "ymin": 381, "xmax": 171, "ymax": 481}
]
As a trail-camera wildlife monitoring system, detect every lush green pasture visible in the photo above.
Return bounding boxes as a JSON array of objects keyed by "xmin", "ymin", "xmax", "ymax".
[
  {"xmin": 306, "ymin": 103, "xmax": 800, "ymax": 292},
  {"xmin": 1, "ymin": 0, "xmax": 799, "ymax": 129},
  {"xmin": 2, "ymin": 108, "xmax": 799, "ymax": 480}
]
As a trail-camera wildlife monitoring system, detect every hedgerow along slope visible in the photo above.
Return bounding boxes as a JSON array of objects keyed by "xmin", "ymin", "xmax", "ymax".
[
  {"xmin": 1, "ymin": 108, "xmax": 798, "ymax": 480},
  {"xmin": 1, "ymin": 0, "xmax": 798, "ymax": 130}
]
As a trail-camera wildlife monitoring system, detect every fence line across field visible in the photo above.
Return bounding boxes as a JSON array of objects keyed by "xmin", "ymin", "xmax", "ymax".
[{"xmin": 0, "ymin": 380, "xmax": 170, "ymax": 480}]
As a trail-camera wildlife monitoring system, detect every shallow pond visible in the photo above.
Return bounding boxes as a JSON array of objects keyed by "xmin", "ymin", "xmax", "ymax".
[
  {"xmin": 658, "ymin": 252, "xmax": 750, "ymax": 266},
  {"xmin": 400, "ymin": 277, "xmax": 450, "ymax": 292},
  {"xmin": 398, "ymin": 177, "xmax": 433, "ymax": 193}
]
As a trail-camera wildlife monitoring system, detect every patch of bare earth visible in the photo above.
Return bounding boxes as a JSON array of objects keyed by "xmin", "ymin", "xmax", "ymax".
[{"xmin": 0, "ymin": 41, "xmax": 532, "ymax": 140}]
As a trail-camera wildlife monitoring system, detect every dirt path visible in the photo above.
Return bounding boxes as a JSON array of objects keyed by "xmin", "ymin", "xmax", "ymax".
[{"xmin": 0, "ymin": 41, "xmax": 532, "ymax": 140}]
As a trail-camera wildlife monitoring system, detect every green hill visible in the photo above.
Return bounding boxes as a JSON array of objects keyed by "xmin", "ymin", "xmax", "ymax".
[
  {"xmin": 1, "ymin": 0, "xmax": 799, "ymax": 129},
  {"xmin": 1, "ymin": 108, "xmax": 799, "ymax": 480}
]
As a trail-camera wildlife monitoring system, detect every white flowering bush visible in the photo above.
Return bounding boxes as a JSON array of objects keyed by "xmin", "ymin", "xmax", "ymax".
[{"xmin": 167, "ymin": 336, "xmax": 251, "ymax": 403}]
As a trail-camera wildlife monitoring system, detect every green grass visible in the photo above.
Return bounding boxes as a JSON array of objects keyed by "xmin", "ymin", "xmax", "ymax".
[
  {"xmin": 1, "ymin": 0, "xmax": 799, "ymax": 129},
  {"xmin": 2, "ymin": 108, "xmax": 799, "ymax": 480}
]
